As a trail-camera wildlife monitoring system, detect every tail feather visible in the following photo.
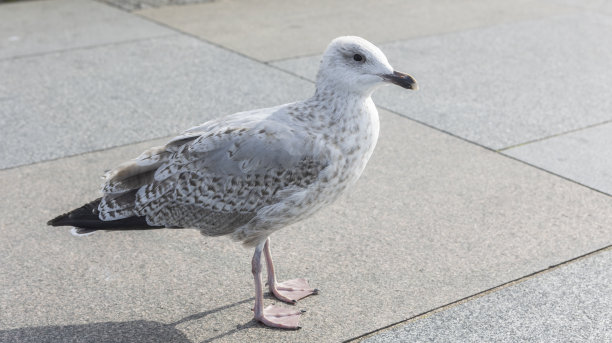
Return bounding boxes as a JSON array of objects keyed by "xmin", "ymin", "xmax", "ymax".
[{"xmin": 48, "ymin": 198, "xmax": 162, "ymax": 232}]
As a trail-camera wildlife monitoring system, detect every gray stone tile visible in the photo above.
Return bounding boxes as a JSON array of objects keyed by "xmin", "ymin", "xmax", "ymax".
[
  {"xmin": 270, "ymin": 54, "xmax": 319, "ymax": 81},
  {"xmin": 546, "ymin": 0, "xmax": 612, "ymax": 15},
  {"xmin": 365, "ymin": 248, "xmax": 612, "ymax": 343},
  {"xmin": 0, "ymin": 35, "xmax": 313, "ymax": 169},
  {"xmin": 136, "ymin": 0, "xmax": 574, "ymax": 61},
  {"xmin": 2, "ymin": 110, "xmax": 612, "ymax": 342},
  {"xmin": 272, "ymin": 13, "xmax": 612, "ymax": 150},
  {"xmin": 503, "ymin": 122, "xmax": 612, "ymax": 196},
  {"xmin": 0, "ymin": 0, "xmax": 173, "ymax": 59}
]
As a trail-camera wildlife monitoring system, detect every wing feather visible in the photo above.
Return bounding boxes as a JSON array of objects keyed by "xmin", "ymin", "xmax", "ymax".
[{"xmin": 98, "ymin": 107, "xmax": 328, "ymax": 235}]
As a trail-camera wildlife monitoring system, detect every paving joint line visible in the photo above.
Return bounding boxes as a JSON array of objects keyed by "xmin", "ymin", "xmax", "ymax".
[
  {"xmin": 0, "ymin": 33, "xmax": 177, "ymax": 62},
  {"xmin": 344, "ymin": 244, "xmax": 612, "ymax": 342},
  {"xmin": 498, "ymin": 153, "xmax": 611, "ymax": 197},
  {"xmin": 130, "ymin": 5, "xmax": 331, "ymax": 88},
  {"xmin": 498, "ymin": 118, "xmax": 612, "ymax": 152},
  {"xmin": 130, "ymin": 7, "xmax": 276, "ymax": 67},
  {"xmin": 0, "ymin": 135, "xmax": 174, "ymax": 172}
]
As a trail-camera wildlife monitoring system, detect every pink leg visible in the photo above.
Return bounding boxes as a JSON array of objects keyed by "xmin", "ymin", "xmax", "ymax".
[
  {"xmin": 264, "ymin": 238, "xmax": 318, "ymax": 304},
  {"xmin": 252, "ymin": 240, "xmax": 303, "ymax": 329}
]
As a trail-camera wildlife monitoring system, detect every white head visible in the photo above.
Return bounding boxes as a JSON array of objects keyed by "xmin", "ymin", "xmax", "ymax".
[{"xmin": 316, "ymin": 36, "xmax": 418, "ymax": 96}]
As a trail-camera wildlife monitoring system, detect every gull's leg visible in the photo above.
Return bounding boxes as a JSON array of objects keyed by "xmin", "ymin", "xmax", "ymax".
[
  {"xmin": 264, "ymin": 237, "xmax": 318, "ymax": 304},
  {"xmin": 252, "ymin": 240, "xmax": 303, "ymax": 329}
]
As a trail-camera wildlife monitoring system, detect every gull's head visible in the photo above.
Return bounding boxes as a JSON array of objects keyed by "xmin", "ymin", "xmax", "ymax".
[{"xmin": 316, "ymin": 36, "xmax": 418, "ymax": 96}]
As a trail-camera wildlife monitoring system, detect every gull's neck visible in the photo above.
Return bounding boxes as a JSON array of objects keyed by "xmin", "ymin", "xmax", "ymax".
[
  {"xmin": 290, "ymin": 81, "xmax": 379, "ymax": 148},
  {"xmin": 313, "ymin": 76, "xmax": 375, "ymax": 100},
  {"xmin": 309, "ymin": 82, "xmax": 374, "ymax": 121},
  {"xmin": 306, "ymin": 78, "xmax": 381, "ymax": 186}
]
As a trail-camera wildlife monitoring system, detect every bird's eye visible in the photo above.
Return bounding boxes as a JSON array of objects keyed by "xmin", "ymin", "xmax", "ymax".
[{"xmin": 353, "ymin": 54, "xmax": 364, "ymax": 62}]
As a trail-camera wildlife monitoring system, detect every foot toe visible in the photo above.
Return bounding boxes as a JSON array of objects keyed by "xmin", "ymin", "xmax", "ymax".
[
  {"xmin": 256, "ymin": 305, "xmax": 303, "ymax": 329},
  {"xmin": 272, "ymin": 278, "xmax": 318, "ymax": 303}
]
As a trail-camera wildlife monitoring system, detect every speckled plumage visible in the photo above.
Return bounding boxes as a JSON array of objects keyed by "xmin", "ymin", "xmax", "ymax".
[
  {"xmin": 99, "ymin": 88, "xmax": 380, "ymax": 246},
  {"xmin": 49, "ymin": 36, "xmax": 418, "ymax": 329},
  {"xmin": 92, "ymin": 34, "xmax": 412, "ymax": 247},
  {"xmin": 94, "ymin": 36, "xmax": 416, "ymax": 248}
]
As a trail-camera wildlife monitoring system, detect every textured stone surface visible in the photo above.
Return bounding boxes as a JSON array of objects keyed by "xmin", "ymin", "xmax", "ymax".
[
  {"xmin": 1, "ymin": 110, "xmax": 611, "ymax": 342},
  {"xmin": 0, "ymin": 35, "xmax": 313, "ymax": 169},
  {"xmin": 548, "ymin": 0, "xmax": 612, "ymax": 15},
  {"xmin": 272, "ymin": 13, "xmax": 612, "ymax": 150},
  {"xmin": 503, "ymin": 122, "xmax": 612, "ymax": 196},
  {"xmin": 3, "ymin": 1, "xmax": 612, "ymax": 342},
  {"xmin": 0, "ymin": 0, "xmax": 173, "ymax": 59},
  {"xmin": 365, "ymin": 248, "xmax": 612, "ymax": 343},
  {"xmin": 136, "ymin": 0, "xmax": 574, "ymax": 61},
  {"xmin": 100, "ymin": 0, "xmax": 212, "ymax": 12}
]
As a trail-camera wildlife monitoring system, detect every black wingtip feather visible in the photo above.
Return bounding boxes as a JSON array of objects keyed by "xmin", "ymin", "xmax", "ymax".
[
  {"xmin": 48, "ymin": 198, "xmax": 102, "ymax": 227},
  {"xmin": 48, "ymin": 198, "xmax": 162, "ymax": 231}
]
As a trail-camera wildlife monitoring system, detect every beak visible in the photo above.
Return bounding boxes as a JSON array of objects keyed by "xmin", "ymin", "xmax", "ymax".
[{"xmin": 382, "ymin": 71, "xmax": 418, "ymax": 90}]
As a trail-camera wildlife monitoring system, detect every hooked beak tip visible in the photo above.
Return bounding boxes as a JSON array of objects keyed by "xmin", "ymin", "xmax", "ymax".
[{"xmin": 383, "ymin": 71, "xmax": 418, "ymax": 90}]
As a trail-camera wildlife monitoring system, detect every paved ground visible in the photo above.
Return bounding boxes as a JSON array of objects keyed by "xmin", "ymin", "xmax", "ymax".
[
  {"xmin": 1, "ymin": 0, "xmax": 610, "ymax": 342},
  {"xmin": 363, "ymin": 249, "xmax": 612, "ymax": 342}
]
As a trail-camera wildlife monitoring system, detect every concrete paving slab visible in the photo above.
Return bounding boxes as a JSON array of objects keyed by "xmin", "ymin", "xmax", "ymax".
[
  {"xmin": 0, "ymin": 35, "xmax": 313, "ymax": 169},
  {"xmin": 272, "ymin": 13, "xmax": 612, "ymax": 150},
  {"xmin": 136, "ymin": 0, "xmax": 574, "ymax": 62},
  {"xmin": 503, "ymin": 122, "xmax": 612, "ymax": 196},
  {"xmin": 2, "ymin": 110, "xmax": 611, "ymax": 342},
  {"xmin": 0, "ymin": 0, "xmax": 173, "ymax": 60},
  {"xmin": 364, "ymin": 248, "xmax": 612, "ymax": 343},
  {"xmin": 547, "ymin": 0, "xmax": 612, "ymax": 15}
]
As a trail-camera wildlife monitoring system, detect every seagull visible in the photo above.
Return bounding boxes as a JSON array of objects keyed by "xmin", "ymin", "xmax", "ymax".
[{"xmin": 48, "ymin": 36, "xmax": 417, "ymax": 329}]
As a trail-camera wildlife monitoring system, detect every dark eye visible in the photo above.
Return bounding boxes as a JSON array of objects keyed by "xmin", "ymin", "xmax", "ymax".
[{"xmin": 353, "ymin": 54, "xmax": 364, "ymax": 62}]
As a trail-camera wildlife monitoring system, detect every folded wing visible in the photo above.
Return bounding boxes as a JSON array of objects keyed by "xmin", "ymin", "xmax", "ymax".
[{"xmin": 99, "ymin": 111, "xmax": 327, "ymax": 236}]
